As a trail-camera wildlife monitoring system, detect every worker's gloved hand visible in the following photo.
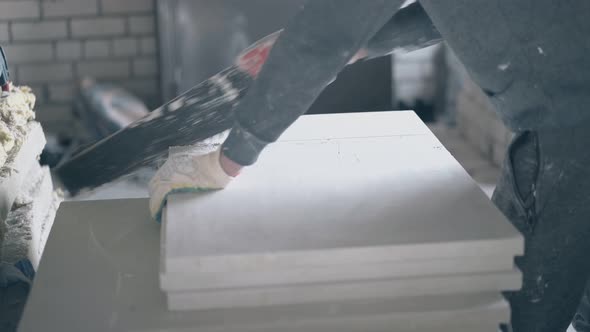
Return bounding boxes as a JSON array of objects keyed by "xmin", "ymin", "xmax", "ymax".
[{"xmin": 149, "ymin": 148, "xmax": 237, "ymax": 222}]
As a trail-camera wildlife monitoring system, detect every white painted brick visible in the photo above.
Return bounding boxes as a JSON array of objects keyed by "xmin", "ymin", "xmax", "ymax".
[
  {"xmin": 132, "ymin": 58, "xmax": 157, "ymax": 76},
  {"xmin": 11, "ymin": 21, "xmax": 68, "ymax": 41},
  {"xmin": 0, "ymin": 1, "xmax": 40, "ymax": 20},
  {"xmin": 84, "ymin": 40, "xmax": 110, "ymax": 58},
  {"xmin": 18, "ymin": 63, "xmax": 73, "ymax": 83},
  {"xmin": 40, "ymin": 119, "xmax": 74, "ymax": 135},
  {"xmin": 139, "ymin": 36, "xmax": 156, "ymax": 55},
  {"xmin": 112, "ymin": 38, "xmax": 137, "ymax": 56},
  {"xmin": 394, "ymin": 62, "xmax": 426, "ymax": 81},
  {"xmin": 396, "ymin": 81, "xmax": 422, "ymax": 102},
  {"xmin": 101, "ymin": 0, "xmax": 153, "ymax": 13},
  {"xmin": 0, "ymin": 23, "xmax": 8, "ymax": 42},
  {"xmin": 43, "ymin": 0, "xmax": 99, "ymax": 18},
  {"xmin": 142, "ymin": 95, "xmax": 160, "ymax": 109},
  {"xmin": 4, "ymin": 43, "xmax": 53, "ymax": 64},
  {"xmin": 27, "ymin": 84, "xmax": 46, "ymax": 105},
  {"xmin": 48, "ymin": 83, "xmax": 76, "ymax": 102},
  {"xmin": 56, "ymin": 41, "xmax": 82, "ymax": 60},
  {"xmin": 71, "ymin": 17, "xmax": 125, "ymax": 37},
  {"xmin": 119, "ymin": 78, "xmax": 158, "ymax": 96},
  {"xmin": 128, "ymin": 15, "xmax": 154, "ymax": 34},
  {"xmin": 8, "ymin": 67, "xmax": 18, "ymax": 84},
  {"xmin": 77, "ymin": 60, "xmax": 130, "ymax": 79},
  {"xmin": 35, "ymin": 104, "xmax": 73, "ymax": 124},
  {"xmin": 119, "ymin": 78, "xmax": 160, "ymax": 107}
]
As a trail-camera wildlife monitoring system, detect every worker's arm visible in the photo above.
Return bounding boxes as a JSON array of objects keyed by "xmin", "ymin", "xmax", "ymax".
[
  {"xmin": 149, "ymin": 0, "xmax": 436, "ymax": 220},
  {"xmin": 219, "ymin": 1, "xmax": 441, "ymax": 175},
  {"xmin": 221, "ymin": 0, "xmax": 405, "ymax": 168}
]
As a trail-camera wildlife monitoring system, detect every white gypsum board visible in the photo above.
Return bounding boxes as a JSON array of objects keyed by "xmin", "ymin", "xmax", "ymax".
[
  {"xmin": 20, "ymin": 198, "xmax": 163, "ymax": 332},
  {"xmin": 153, "ymin": 322, "xmax": 504, "ymax": 332},
  {"xmin": 160, "ymin": 254, "xmax": 516, "ymax": 291},
  {"xmin": 178, "ymin": 304, "xmax": 508, "ymax": 332},
  {"xmin": 164, "ymin": 135, "xmax": 521, "ymax": 274},
  {"xmin": 165, "ymin": 268, "xmax": 521, "ymax": 311},
  {"xmin": 20, "ymin": 198, "xmax": 507, "ymax": 332},
  {"xmin": 164, "ymin": 297, "xmax": 508, "ymax": 332},
  {"xmin": 241, "ymin": 323, "xmax": 504, "ymax": 332},
  {"xmin": 0, "ymin": 122, "xmax": 45, "ymax": 223},
  {"xmin": 276, "ymin": 111, "xmax": 431, "ymax": 141}
]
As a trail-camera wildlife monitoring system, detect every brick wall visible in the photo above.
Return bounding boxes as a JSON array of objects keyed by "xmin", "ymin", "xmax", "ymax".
[
  {"xmin": 446, "ymin": 47, "xmax": 513, "ymax": 168},
  {"xmin": 0, "ymin": 0, "xmax": 159, "ymax": 133},
  {"xmin": 394, "ymin": 44, "xmax": 439, "ymax": 105}
]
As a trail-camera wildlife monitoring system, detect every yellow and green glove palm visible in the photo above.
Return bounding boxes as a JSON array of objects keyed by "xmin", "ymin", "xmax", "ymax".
[{"xmin": 148, "ymin": 148, "xmax": 233, "ymax": 222}]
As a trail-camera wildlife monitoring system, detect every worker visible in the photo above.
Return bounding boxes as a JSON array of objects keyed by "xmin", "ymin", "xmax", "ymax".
[{"xmin": 149, "ymin": 1, "xmax": 590, "ymax": 331}]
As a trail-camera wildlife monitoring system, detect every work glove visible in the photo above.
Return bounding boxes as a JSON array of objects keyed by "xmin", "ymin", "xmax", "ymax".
[{"xmin": 149, "ymin": 147, "xmax": 233, "ymax": 222}]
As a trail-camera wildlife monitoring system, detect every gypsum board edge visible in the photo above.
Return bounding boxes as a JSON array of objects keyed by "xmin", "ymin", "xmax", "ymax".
[
  {"xmin": 159, "ymin": 254, "xmax": 516, "ymax": 292},
  {"xmin": 163, "ymin": 294, "xmax": 508, "ymax": 332},
  {"xmin": 162, "ymin": 236, "xmax": 522, "ymax": 275},
  {"xmin": 165, "ymin": 269, "xmax": 520, "ymax": 311}
]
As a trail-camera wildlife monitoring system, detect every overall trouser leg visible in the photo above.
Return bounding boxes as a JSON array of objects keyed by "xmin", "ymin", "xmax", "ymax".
[{"xmin": 492, "ymin": 125, "xmax": 590, "ymax": 332}]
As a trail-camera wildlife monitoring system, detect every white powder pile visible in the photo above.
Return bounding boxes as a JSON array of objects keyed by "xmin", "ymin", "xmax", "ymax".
[
  {"xmin": 13, "ymin": 162, "xmax": 46, "ymax": 208},
  {"xmin": 0, "ymin": 85, "xmax": 62, "ymax": 269},
  {"xmin": 0, "ymin": 86, "xmax": 36, "ymax": 168},
  {"xmin": 1, "ymin": 167, "xmax": 62, "ymax": 266}
]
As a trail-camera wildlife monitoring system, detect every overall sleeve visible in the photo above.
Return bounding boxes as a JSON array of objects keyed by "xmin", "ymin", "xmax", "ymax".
[
  {"xmin": 222, "ymin": 0, "xmax": 404, "ymax": 166},
  {"xmin": 365, "ymin": 1, "xmax": 441, "ymax": 59}
]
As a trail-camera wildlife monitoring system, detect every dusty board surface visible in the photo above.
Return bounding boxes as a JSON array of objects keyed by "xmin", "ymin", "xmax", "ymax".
[
  {"xmin": 20, "ymin": 198, "xmax": 507, "ymax": 332},
  {"xmin": 277, "ymin": 111, "xmax": 431, "ymax": 141},
  {"xmin": 163, "ymin": 113, "xmax": 522, "ymax": 275}
]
